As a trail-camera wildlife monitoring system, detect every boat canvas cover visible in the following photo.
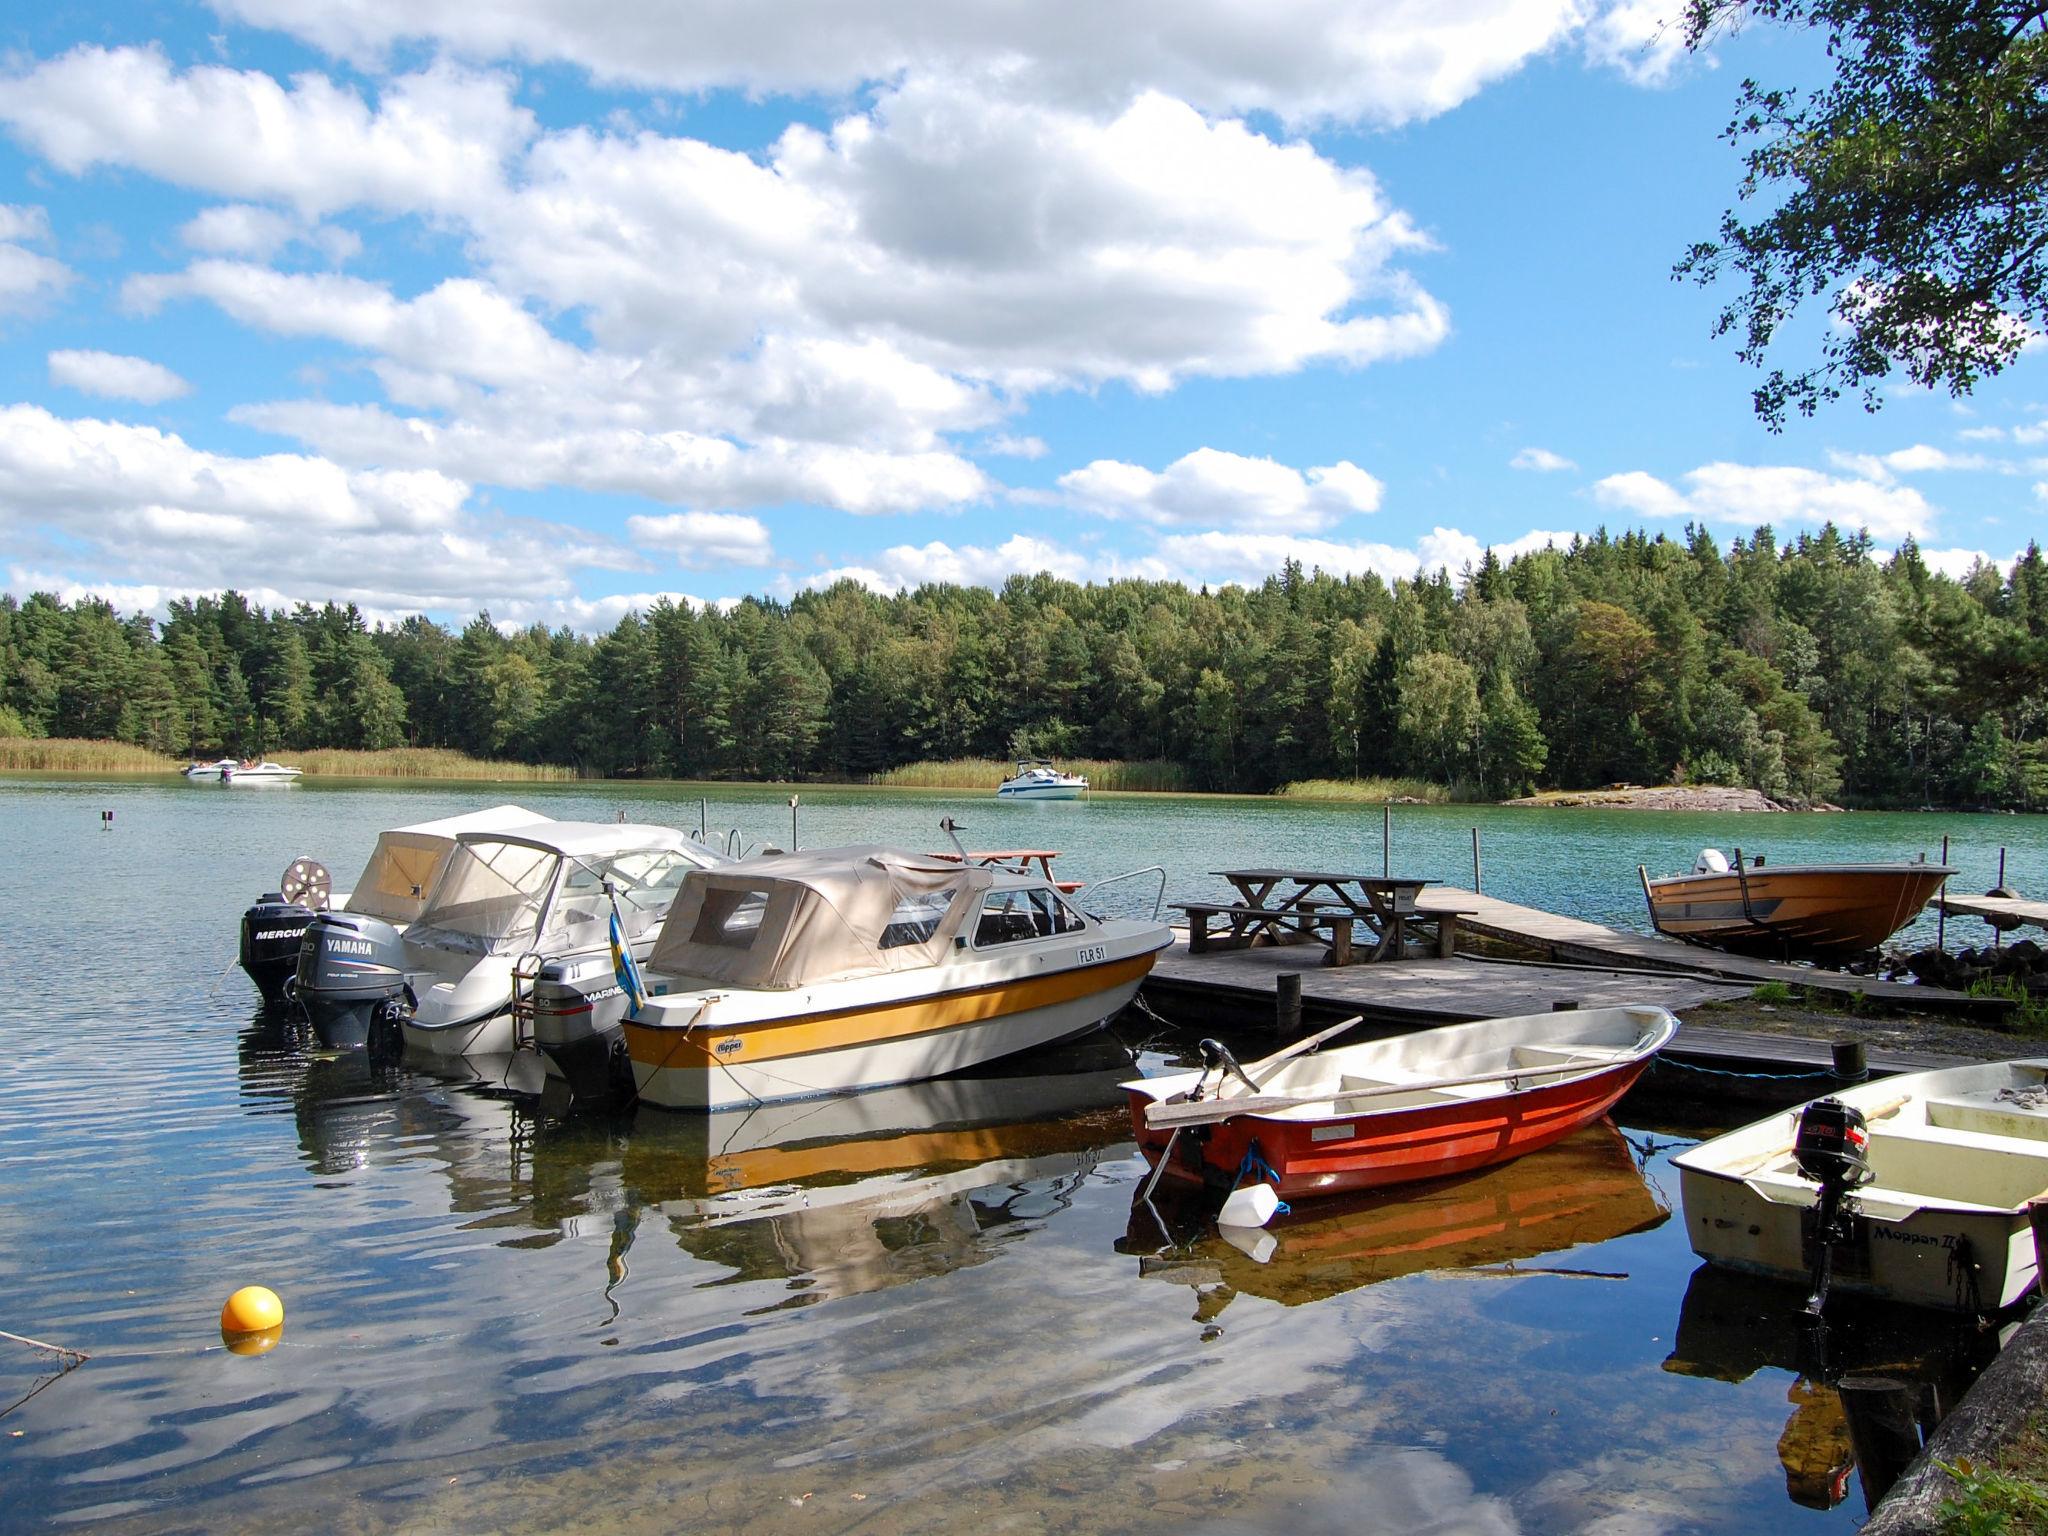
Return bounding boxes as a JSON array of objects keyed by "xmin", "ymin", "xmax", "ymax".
[
  {"xmin": 345, "ymin": 805, "xmax": 550, "ymax": 924},
  {"xmin": 648, "ymin": 845, "xmax": 993, "ymax": 990}
]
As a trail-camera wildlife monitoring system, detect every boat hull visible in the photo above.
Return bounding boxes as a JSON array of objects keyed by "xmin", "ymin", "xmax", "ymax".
[
  {"xmin": 995, "ymin": 783, "xmax": 1085, "ymax": 800},
  {"xmin": 1129, "ymin": 1056, "xmax": 1655, "ymax": 1201},
  {"xmin": 1645, "ymin": 864, "xmax": 1951, "ymax": 957},
  {"xmin": 626, "ymin": 952, "xmax": 1157, "ymax": 1110}
]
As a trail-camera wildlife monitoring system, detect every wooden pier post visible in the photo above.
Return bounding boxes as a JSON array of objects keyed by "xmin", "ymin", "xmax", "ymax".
[
  {"xmin": 1831, "ymin": 1041, "xmax": 1868, "ymax": 1082},
  {"xmin": 1382, "ymin": 804, "xmax": 1391, "ymax": 878},
  {"xmin": 1471, "ymin": 827, "xmax": 1482, "ymax": 895},
  {"xmin": 1275, "ymin": 972, "xmax": 1302, "ymax": 1038},
  {"xmin": 1837, "ymin": 1376, "xmax": 1922, "ymax": 1513}
]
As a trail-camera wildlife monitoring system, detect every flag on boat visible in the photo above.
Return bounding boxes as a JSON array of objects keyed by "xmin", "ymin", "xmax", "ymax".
[{"xmin": 609, "ymin": 904, "xmax": 648, "ymax": 1014}]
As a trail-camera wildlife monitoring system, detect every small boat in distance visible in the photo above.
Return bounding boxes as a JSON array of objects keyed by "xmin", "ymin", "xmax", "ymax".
[
  {"xmin": 1125, "ymin": 1005, "xmax": 1677, "ymax": 1218},
  {"xmin": 185, "ymin": 757, "xmax": 302, "ymax": 782},
  {"xmin": 621, "ymin": 845, "xmax": 1170, "ymax": 1110},
  {"xmin": 996, "ymin": 759, "xmax": 1088, "ymax": 800},
  {"xmin": 1673, "ymin": 1057, "xmax": 2048, "ymax": 1313},
  {"xmin": 1641, "ymin": 849, "xmax": 1953, "ymax": 959}
]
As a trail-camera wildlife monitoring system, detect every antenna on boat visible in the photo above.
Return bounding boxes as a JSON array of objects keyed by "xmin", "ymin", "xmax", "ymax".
[{"xmin": 939, "ymin": 816, "xmax": 969, "ymax": 861}]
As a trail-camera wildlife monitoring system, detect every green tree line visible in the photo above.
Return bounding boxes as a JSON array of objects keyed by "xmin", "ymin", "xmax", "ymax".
[{"xmin": 3, "ymin": 524, "xmax": 2044, "ymax": 807}]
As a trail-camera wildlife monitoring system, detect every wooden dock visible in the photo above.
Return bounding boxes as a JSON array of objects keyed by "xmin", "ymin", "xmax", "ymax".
[
  {"xmin": 1410, "ymin": 886, "xmax": 2006, "ymax": 1018},
  {"xmin": 1937, "ymin": 892, "xmax": 2048, "ymax": 934}
]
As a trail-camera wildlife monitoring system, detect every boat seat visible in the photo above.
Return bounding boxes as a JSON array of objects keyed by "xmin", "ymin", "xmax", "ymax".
[
  {"xmin": 1861, "ymin": 1121, "xmax": 2048, "ymax": 1206},
  {"xmin": 1922, "ymin": 1097, "xmax": 2048, "ymax": 1143},
  {"xmin": 1511, "ymin": 1044, "xmax": 1636, "ymax": 1068}
]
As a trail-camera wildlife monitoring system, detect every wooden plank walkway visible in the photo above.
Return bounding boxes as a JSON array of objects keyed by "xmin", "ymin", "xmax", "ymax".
[
  {"xmin": 1937, "ymin": 892, "xmax": 2048, "ymax": 934},
  {"xmin": 1410, "ymin": 886, "xmax": 2005, "ymax": 1017}
]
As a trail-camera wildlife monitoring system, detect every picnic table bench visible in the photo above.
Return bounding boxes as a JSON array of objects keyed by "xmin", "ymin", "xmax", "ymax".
[{"xmin": 1174, "ymin": 869, "xmax": 1474, "ymax": 964}]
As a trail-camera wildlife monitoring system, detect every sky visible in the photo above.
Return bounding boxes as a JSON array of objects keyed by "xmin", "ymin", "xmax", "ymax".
[{"xmin": 0, "ymin": 1, "xmax": 2041, "ymax": 634}]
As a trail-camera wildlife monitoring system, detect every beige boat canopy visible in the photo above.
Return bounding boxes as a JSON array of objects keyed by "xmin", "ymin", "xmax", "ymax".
[
  {"xmin": 344, "ymin": 805, "xmax": 549, "ymax": 924},
  {"xmin": 648, "ymin": 845, "xmax": 994, "ymax": 990}
]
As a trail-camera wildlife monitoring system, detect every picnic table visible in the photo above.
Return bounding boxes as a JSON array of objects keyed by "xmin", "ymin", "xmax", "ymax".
[
  {"xmin": 1174, "ymin": 868, "xmax": 1469, "ymax": 964},
  {"xmin": 925, "ymin": 848, "xmax": 1084, "ymax": 894}
]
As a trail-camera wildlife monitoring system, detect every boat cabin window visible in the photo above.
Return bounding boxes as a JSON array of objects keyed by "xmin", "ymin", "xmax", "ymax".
[
  {"xmin": 973, "ymin": 888, "xmax": 1085, "ymax": 946},
  {"xmin": 543, "ymin": 849, "xmax": 699, "ymax": 944},
  {"xmin": 411, "ymin": 841, "xmax": 561, "ymax": 954},
  {"xmin": 880, "ymin": 887, "xmax": 954, "ymax": 949},
  {"xmin": 690, "ymin": 886, "xmax": 774, "ymax": 949}
]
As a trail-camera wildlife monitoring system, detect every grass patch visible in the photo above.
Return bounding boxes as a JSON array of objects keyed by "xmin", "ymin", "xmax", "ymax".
[
  {"xmin": 1937, "ymin": 1457, "xmax": 2048, "ymax": 1536},
  {"xmin": 1278, "ymin": 777, "xmax": 1453, "ymax": 804},
  {"xmin": 0, "ymin": 737, "xmax": 184, "ymax": 773},
  {"xmin": 869, "ymin": 758, "xmax": 1190, "ymax": 792},
  {"xmin": 1967, "ymin": 974, "xmax": 2048, "ymax": 1035},
  {"xmin": 1751, "ymin": 981, "xmax": 1798, "ymax": 1006},
  {"xmin": 290, "ymin": 748, "xmax": 577, "ymax": 781}
]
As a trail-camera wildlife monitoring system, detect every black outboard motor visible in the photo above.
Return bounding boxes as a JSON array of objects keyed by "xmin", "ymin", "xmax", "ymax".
[
  {"xmin": 1795, "ymin": 1097, "xmax": 1874, "ymax": 1315},
  {"xmin": 238, "ymin": 894, "xmax": 317, "ymax": 1004},
  {"xmin": 530, "ymin": 960, "xmax": 635, "ymax": 1112},
  {"xmin": 295, "ymin": 912, "xmax": 413, "ymax": 1052}
]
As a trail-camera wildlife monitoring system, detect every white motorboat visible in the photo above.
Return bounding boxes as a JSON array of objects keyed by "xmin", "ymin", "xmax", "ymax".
[
  {"xmin": 237, "ymin": 804, "xmax": 549, "ymax": 1004},
  {"xmin": 996, "ymin": 759, "xmax": 1088, "ymax": 800},
  {"xmin": 185, "ymin": 757, "xmax": 302, "ymax": 782},
  {"xmin": 619, "ymin": 845, "xmax": 1171, "ymax": 1110},
  {"xmin": 294, "ymin": 820, "xmax": 727, "ymax": 1057},
  {"xmin": 1674, "ymin": 1058, "xmax": 2048, "ymax": 1312}
]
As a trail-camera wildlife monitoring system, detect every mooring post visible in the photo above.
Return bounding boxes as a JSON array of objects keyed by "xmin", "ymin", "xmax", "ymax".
[
  {"xmin": 699, "ymin": 797, "xmax": 707, "ymax": 839},
  {"xmin": 1830, "ymin": 1041, "xmax": 1868, "ymax": 1082},
  {"xmin": 789, "ymin": 794, "xmax": 800, "ymax": 851},
  {"xmin": 1382, "ymin": 804, "xmax": 1391, "ymax": 878},
  {"xmin": 1275, "ymin": 972, "xmax": 1302, "ymax": 1038},
  {"xmin": 1837, "ymin": 1376, "xmax": 1922, "ymax": 1514},
  {"xmin": 1471, "ymin": 827, "xmax": 1482, "ymax": 894},
  {"xmin": 1938, "ymin": 835, "xmax": 1950, "ymax": 951}
]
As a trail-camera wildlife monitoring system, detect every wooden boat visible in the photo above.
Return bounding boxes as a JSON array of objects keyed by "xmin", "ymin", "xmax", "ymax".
[
  {"xmin": 1641, "ymin": 850, "xmax": 1953, "ymax": 958},
  {"xmin": 1123, "ymin": 1005, "xmax": 1677, "ymax": 1207},
  {"xmin": 1673, "ymin": 1058, "xmax": 2048, "ymax": 1312}
]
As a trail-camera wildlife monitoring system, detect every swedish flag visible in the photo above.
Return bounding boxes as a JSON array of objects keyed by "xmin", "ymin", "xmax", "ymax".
[{"xmin": 609, "ymin": 904, "xmax": 648, "ymax": 1014}]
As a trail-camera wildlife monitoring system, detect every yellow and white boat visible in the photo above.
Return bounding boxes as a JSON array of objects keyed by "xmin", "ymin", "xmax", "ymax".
[{"xmin": 623, "ymin": 845, "xmax": 1170, "ymax": 1110}]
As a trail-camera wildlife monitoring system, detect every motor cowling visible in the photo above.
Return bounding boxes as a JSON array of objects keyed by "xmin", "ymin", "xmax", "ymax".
[
  {"xmin": 239, "ymin": 893, "xmax": 317, "ymax": 1005},
  {"xmin": 1794, "ymin": 1097, "xmax": 1873, "ymax": 1192},
  {"xmin": 295, "ymin": 912, "xmax": 413, "ymax": 1052}
]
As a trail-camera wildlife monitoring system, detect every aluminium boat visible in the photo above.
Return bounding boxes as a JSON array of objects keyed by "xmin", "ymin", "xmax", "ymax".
[
  {"xmin": 995, "ymin": 759, "xmax": 1088, "ymax": 800},
  {"xmin": 617, "ymin": 845, "xmax": 1171, "ymax": 1110},
  {"xmin": 236, "ymin": 804, "xmax": 548, "ymax": 1004},
  {"xmin": 1125, "ymin": 1005, "xmax": 1677, "ymax": 1211},
  {"xmin": 295, "ymin": 820, "xmax": 726, "ymax": 1056},
  {"xmin": 1673, "ymin": 1058, "xmax": 2048, "ymax": 1313},
  {"xmin": 1641, "ymin": 849, "xmax": 1953, "ymax": 959},
  {"xmin": 185, "ymin": 757, "xmax": 302, "ymax": 782}
]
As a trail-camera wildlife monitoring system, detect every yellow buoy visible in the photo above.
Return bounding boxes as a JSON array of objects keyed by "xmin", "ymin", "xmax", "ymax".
[
  {"xmin": 223, "ymin": 1324, "xmax": 283, "ymax": 1357},
  {"xmin": 219, "ymin": 1285, "xmax": 284, "ymax": 1339}
]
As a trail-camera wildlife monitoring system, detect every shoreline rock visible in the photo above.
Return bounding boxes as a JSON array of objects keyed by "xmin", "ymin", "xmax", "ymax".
[{"xmin": 1501, "ymin": 785, "xmax": 1794, "ymax": 812}]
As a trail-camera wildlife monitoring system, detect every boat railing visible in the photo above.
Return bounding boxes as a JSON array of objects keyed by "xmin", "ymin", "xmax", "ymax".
[{"xmin": 1077, "ymin": 865, "xmax": 1166, "ymax": 922}]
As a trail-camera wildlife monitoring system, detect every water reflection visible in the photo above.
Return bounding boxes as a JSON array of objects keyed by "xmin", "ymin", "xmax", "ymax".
[
  {"xmin": 1664, "ymin": 1264, "xmax": 2007, "ymax": 1509},
  {"xmin": 1122, "ymin": 1121, "xmax": 1670, "ymax": 1320}
]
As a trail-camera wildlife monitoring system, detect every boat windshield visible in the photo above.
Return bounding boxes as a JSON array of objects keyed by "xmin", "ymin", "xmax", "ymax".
[
  {"xmin": 410, "ymin": 840, "xmax": 561, "ymax": 955},
  {"xmin": 542, "ymin": 848, "xmax": 703, "ymax": 949}
]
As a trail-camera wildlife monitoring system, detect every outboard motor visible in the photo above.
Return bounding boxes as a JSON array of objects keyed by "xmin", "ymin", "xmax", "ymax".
[
  {"xmin": 1795, "ymin": 1097, "xmax": 1874, "ymax": 1315},
  {"xmin": 295, "ymin": 912, "xmax": 413, "ymax": 1052},
  {"xmin": 238, "ymin": 893, "xmax": 317, "ymax": 1004},
  {"xmin": 530, "ymin": 959, "xmax": 636, "ymax": 1113}
]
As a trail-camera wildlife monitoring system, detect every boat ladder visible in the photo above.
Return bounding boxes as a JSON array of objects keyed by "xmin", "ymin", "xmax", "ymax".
[{"xmin": 510, "ymin": 950, "xmax": 546, "ymax": 1049}]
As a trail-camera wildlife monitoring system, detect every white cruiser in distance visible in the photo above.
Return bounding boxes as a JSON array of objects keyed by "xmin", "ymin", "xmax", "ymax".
[
  {"xmin": 612, "ymin": 846, "xmax": 1171, "ymax": 1112},
  {"xmin": 294, "ymin": 820, "xmax": 727, "ymax": 1057}
]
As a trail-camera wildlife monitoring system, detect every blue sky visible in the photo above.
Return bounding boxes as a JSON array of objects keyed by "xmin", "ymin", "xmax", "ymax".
[{"xmin": 0, "ymin": 1, "xmax": 2038, "ymax": 633}]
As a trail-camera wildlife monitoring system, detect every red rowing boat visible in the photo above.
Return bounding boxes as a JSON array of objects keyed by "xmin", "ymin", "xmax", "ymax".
[{"xmin": 1124, "ymin": 1005, "xmax": 1677, "ymax": 1207}]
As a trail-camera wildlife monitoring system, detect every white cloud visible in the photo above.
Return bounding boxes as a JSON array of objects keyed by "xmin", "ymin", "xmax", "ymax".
[
  {"xmin": 205, "ymin": 0, "xmax": 1593, "ymax": 129},
  {"xmin": 625, "ymin": 511, "xmax": 774, "ymax": 569},
  {"xmin": 0, "ymin": 202, "xmax": 70, "ymax": 314},
  {"xmin": 178, "ymin": 202, "xmax": 360, "ymax": 264},
  {"xmin": 1919, "ymin": 545, "xmax": 2017, "ymax": 581},
  {"xmin": 1959, "ymin": 425, "xmax": 2008, "ymax": 442},
  {"xmin": 984, "ymin": 434, "xmax": 1047, "ymax": 460},
  {"xmin": 47, "ymin": 349, "xmax": 191, "ymax": 403},
  {"xmin": 0, "ymin": 48, "xmax": 534, "ymax": 219},
  {"xmin": 1509, "ymin": 447, "xmax": 1575, "ymax": 473},
  {"xmin": 1580, "ymin": 1, "xmax": 1691, "ymax": 87},
  {"xmin": 1593, "ymin": 461, "xmax": 1936, "ymax": 539},
  {"xmin": 1415, "ymin": 526, "xmax": 1576, "ymax": 576},
  {"xmin": 1060, "ymin": 447, "xmax": 1381, "ymax": 532},
  {"xmin": 1828, "ymin": 444, "xmax": 1990, "ymax": 480},
  {"xmin": 796, "ymin": 534, "xmax": 1126, "ymax": 593}
]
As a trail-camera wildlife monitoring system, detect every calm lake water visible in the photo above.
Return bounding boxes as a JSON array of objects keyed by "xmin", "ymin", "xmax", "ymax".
[{"xmin": 3, "ymin": 776, "xmax": 2043, "ymax": 1533}]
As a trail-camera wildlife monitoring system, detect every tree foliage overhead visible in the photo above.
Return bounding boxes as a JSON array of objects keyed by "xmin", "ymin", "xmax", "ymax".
[
  {"xmin": 1678, "ymin": 0, "xmax": 2048, "ymax": 427},
  {"xmin": 2, "ymin": 528, "xmax": 2043, "ymax": 808}
]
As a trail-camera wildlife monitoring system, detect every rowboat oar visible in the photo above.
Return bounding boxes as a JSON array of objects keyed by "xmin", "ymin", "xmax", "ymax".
[{"xmin": 1241, "ymin": 1014, "xmax": 1367, "ymax": 1088}]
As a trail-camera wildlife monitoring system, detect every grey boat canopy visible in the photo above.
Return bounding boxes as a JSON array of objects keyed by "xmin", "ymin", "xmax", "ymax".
[
  {"xmin": 344, "ymin": 804, "xmax": 550, "ymax": 925},
  {"xmin": 647, "ymin": 845, "xmax": 996, "ymax": 990}
]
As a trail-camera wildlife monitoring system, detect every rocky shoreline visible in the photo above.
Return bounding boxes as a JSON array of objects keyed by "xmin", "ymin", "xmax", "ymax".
[{"xmin": 1501, "ymin": 784, "xmax": 1824, "ymax": 812}]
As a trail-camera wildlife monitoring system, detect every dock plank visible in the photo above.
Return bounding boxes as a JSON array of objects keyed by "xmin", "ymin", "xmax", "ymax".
[
  {"xmin": 1936, "ymin": 892, "xmax": 2048, "ymax": 933},
  {"xmin": 1409, "ymin": 886, "xmax": 2002, "ymax": 1016}
]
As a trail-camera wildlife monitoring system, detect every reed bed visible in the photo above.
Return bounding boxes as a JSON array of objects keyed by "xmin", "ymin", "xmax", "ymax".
[
  {"xmin": 289, "ymin": 748, "xmax": 577, "ymax": 780},
  {"xmin": 1277, "ymin": 776, "xmax": 1454, "ymax": 804},
  {"xmin": 0, "ymin": 738, "xmax": 185, "ymax": 773},
  {"xmin": 870, "ymin": 757, "xmax": 1191, "ymax": 793}
]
